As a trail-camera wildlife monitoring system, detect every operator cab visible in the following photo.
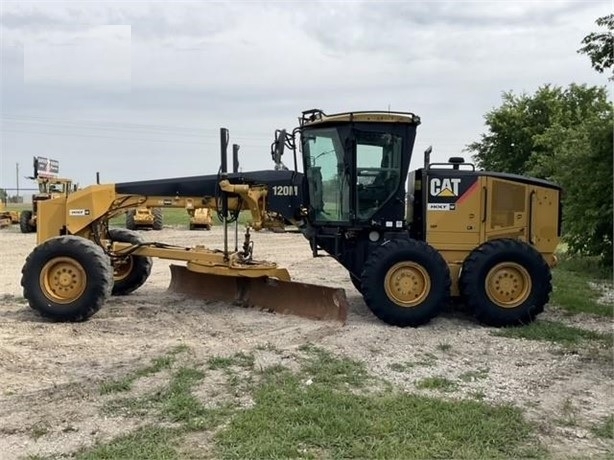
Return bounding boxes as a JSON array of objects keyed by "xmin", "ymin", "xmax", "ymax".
[{"xmin": 299, "ymin": 109, "xmax": 420, "ymax": 229}]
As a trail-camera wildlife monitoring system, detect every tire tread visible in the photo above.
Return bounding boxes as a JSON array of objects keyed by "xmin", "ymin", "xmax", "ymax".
[{"xmin": 460, "ymin": 238, "xmax": 551, "ymax": 327}]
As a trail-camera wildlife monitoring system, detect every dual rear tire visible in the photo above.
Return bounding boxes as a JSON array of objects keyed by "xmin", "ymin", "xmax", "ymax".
[
  {"xmin": 459, "ymin": 239, "xmax": 551, "ymax": 327},
  {"xmin": 360, "ymin": 238, "xmax": 551, "ymax": 328}
]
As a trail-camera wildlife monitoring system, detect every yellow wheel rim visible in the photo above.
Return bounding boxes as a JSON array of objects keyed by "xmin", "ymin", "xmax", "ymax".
[
  {"xmin": 40, "ymin": 257, "xmax": 87, "ymax": 304},
  {"xmin": 485, "ymin": 262, "xmax": 531, "ymax": 308},
  {"xmin": 113, "ymin": 257, "xmax": 134, "ymax": 282},
  {"xmin": 384, "ymin": 261, "xmax": 431, "ymax": 307}
]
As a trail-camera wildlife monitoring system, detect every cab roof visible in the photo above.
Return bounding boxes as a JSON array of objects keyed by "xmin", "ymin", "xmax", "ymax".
[{"xmin": 300, "ymin": 109, "xmax": 421, "ymax": 127}]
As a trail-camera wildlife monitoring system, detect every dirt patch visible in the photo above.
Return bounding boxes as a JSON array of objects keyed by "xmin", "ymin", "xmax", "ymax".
[{"xmin": 0, "ymin": 225, "xmax": 612, "ymax": 458}]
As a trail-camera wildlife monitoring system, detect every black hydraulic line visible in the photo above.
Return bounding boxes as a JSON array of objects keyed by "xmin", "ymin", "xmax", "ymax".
[
  {"xmin": 233, "ymin": 143, "xmax": 240, "ymax": 252},
  {"xmin": 220, "ymin": 128, "xmax": 229, "ymax": 261}
]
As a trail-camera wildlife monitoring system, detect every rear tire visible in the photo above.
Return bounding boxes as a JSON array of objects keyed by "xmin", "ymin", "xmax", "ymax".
[
  {"xmin": 126, "ymin": 210, "xmax": 136, "ymax": 230},
  {"xmin": 20, "ymin": 210, "xmax": 35, "ymax": 233},
  {"xmin": 361, "ymin": 239, "xmax": 451, "ymax": 327},
  {"xmin": 459, "ymin": 239, "xmax": 551, "ymax": 327},
  {"xmin": 152, "ymin": 208, "xmax": 163, "ymax": 230},
  {"xmin": 21, "ymin": 236, "xmax": 113, "ymax": 321},
  {"xmin": 108, "ymin": 228, "xmax": 152, "ymax": 295}
]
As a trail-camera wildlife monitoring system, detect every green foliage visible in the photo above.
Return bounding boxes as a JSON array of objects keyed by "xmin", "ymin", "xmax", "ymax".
[
  {"xmin": 552, "ymin": 254, "xmax": 613, "ymax": 317},
  {"xmin": 467, "ymin": 86, "xmax": 563, "ymax": 174},
  {"xmin": 0, "ymin": 188, "xmax": 7, "ymax": 204},
  {"xmin": 591, "ymin": 415, "xmax": 614, "ymax": 439},
  {"xmin": 99, "ymin": 347, "xmax": 185, "ymax": 394},
  {"xmin": 466, "ymin": 84, "xmax": 613, "ymax": 266},
  {"xmin": 77, "ymin": 426, "xmax": 179, "ymax": 460},
  {"xmin": 415, "ymin": 376, "xmax": 459, "ymax": 392},
  {"xmin": 531, "ymin": 86, "xmax": 613, "ymax": 265},
  {"xmin": 578, "ymin": 14, "xmax": 614, "ymax": 79},
  {"xmin": 207, "ymin": 352, "xmax": 255, "ymax": 370},
  {"xmin": 109, "ymin": 208, "xmax": 253, "ymax": 228},
  {"xmin": 467, "ymin": 13, "xmax": 614, "ymax": 264},
  {"xmin": 215, "ymin": 352, "xmax": 543, "ymax": 459},
  {"xmin": 80, "ymin": 345, "xmax": 546, "ymax": 459},
  {"xmin": 493, "ymin": 320, "xmax": 612, "ymax": 348}
]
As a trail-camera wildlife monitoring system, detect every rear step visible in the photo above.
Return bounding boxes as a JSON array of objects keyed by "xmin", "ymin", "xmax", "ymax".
[{"xmin": 168, "ymin": 264, "xmax": 348, "ymax": 323}]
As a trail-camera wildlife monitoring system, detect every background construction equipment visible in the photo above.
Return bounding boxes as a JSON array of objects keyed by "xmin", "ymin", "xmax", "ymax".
[
  {"xmin": 126, "ymin": 207, "xmax": 163, "ymax": 231},
  {"xmin": 19, "ymin": 157, "xmax": 77, "ymax": 233}
]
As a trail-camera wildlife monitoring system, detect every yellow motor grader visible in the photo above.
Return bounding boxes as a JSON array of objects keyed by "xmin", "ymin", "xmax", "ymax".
[
  {"xmin": 126, "ymin": 207, "xmax": 163, "ymax": 231},
  {"xmin": 188, "ymin": 207, "xmax": 213, "ymax": 230},
  {"xmin": 0, "ymin": 202, "xmax": 17, "ymax": 228},
  {"xmin": 21, "ymin": 109, "xmax": 561, "ymax": 327},
  {"xmin": 20, "ymin": 157, "xmax": 77, "ymax": 233},
  {"xmin": 0, "ymin": 200, "xmax": 20, "ymax": 228}
]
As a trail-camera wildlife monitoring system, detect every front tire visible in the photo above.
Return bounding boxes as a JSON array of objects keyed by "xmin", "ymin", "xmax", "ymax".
[
  {"xmin": 108, "ymin": 229, "xmax": 153, "ymax": 295},
  {"xmin": 459, "ymin": 239, "xmax": 551, "ymax": 327},
  {"xmin": 361, "ymin": 239, "xmax": 451, "ymax": 327},
  {"xmin": 21, "ymin": 236, "xmax": 113, "ymax": 321}
]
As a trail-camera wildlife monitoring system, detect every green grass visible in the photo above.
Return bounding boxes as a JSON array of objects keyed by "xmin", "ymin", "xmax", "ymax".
[
  {"xmin": 387, "ymin": 355, "xmax": 438, "ymax": 373},
  {"xmin": 551, "ymin": 255, "xmax": 613, "ymax": 317},
  {"xmin": 493, "ymin": 320, "xmax": 612, "ymax": 348},
  {"xmin": 81, "ymin": 346, "xmax": 545, "ymax": 459},
  {"xmin": 99, "ymin": 346, "xmax": 188, "ymax": 395},
  {"xmin": 459, "ymin": 368, "xmax": 490, "ymax": 382},
  {"xmin": 555, "ymin": 398, "xmax": 579, "ymax": 427},
  {"xmin": 152, "ymin": 367, "xmax": 219, "ymax": 430},
  {"xmin": 77, "ymin": 426, "xmax": 180, "ymax": 460},
  {"xmin": 215, "ymin": 366, "xmax": 543, "ymax": 459},
  {"xmin": 298, "ymin": 344, "xmax": 370, "ymax": 388},
  {"xmin": 415, "ymin": 376, "xmax": 459, "ymax": 392},
  {"xmin": 436, "ymin": 342, "xmax": 453, "ymax": 353},
  {"xmin": 207, "ymin": 352, "xmax": 255, "ymax": 371},
  {"xmin": 29, "ymin": 421, "xmax": 50, "ymax": 439},
  {"xmin": 109, "ymin": 208, "xmax": 253, "ymax": 228},
  {"xmin": 591, "ymin": 415, "xmax": 614, "ymax": 439}
]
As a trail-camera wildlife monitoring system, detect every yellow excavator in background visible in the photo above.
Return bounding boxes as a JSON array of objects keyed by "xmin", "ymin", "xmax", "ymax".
[{"xmin": 20, "ymin": 109, "xmax": 561, "ymax": 328}]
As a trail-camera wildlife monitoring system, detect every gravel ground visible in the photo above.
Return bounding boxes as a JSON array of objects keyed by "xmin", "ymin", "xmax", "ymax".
[{"xmin": 0, "ymin": 225, "xmax": 612, "ymax": 458}]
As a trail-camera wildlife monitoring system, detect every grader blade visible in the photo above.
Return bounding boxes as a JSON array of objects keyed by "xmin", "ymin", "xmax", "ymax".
[{"xmin": 168, "ymin": 265, "xmax": 348, "ymax": 323}]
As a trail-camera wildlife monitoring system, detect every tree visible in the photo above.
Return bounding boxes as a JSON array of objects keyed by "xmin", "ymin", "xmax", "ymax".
[
  {"xmin": 0, "ymin": 188, "xmax": 7, "ymax": 204},
  {"xmin": 532, "ymin": 86, "xmax": 613, "ymax": 266},
  {"xmin": 465, "ymin": 84, "xmax": 613, "ymax": 266},
  {"xmin": 466, "ymin": 86, "xmax": 563, "ymax": 175},
  {"xmin": 578, "ymin": 14, "xmax": 614, "ymax": 80}
]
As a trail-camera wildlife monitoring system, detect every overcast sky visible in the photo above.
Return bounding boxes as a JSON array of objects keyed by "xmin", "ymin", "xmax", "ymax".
[{"xmin": 0, "ymin": 0, "xmax": 611, "ymax": 191}]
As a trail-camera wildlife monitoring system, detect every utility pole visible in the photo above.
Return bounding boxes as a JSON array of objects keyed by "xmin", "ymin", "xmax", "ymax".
[{"xmin": 16, "ymin": 162, "xmax": 20, "ymax": 203}]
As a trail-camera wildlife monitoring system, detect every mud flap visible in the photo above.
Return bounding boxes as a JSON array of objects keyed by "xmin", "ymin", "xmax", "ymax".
[{"xmin": 168, "ymin": 264, "xmax": 348, "ymax": 323}]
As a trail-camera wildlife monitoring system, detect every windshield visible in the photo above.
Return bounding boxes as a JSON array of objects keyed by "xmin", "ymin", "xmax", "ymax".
[
  {"xmin": 302, "ymin": 125, "xmax": 404, "ymax": 224},
  {"xmin": 302, "ymin": 127, "xmax": 350, "ymax": 222},
  {"xmin": 39, "ymin": 181, "xmax": 67, "ymax": 194}
]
